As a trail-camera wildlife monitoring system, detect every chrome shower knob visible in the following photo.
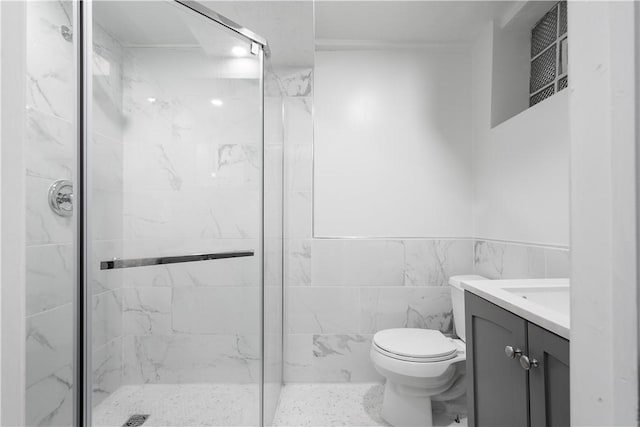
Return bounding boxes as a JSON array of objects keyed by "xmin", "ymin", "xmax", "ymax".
[
  {"xmin": 48, "ymin": 179, "xmax": 73, "ymax": 217},
  {"xmin": 505, "ymin": 345, "xmax": 522, "ymax": 359}
]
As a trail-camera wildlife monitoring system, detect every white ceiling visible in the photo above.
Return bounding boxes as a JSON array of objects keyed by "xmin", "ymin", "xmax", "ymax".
[
  {"xmin": 94, "ymin": 1, "xmax": 201, "ymax": 46},
  {"xmin": 94, "ymin": 1, "xmax": 517, "ymax": 68},
  {"xmin": 204, "ymin": 1, "xmax": 314, "ymax": 67},
  {"xmin": 315, "ymin": 1, "xmax": 517, "ymax": 44},
  {"xmin": 93, "ymin": 1, "xmax": 314, "ymax": 67}
]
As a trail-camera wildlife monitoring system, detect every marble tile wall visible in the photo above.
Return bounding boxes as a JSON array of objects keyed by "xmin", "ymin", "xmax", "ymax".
[
  {"xmin": 283, "ymin": 234, "xmax": 569, "ymax": 383},
  {"xmin": 119, "ymin": 47, "xmax": 265, "ymax": 386},
  {"xmin": 25, "ymin": 2, "xmax": 126, "ymax": 424},
  {"xmin": 283, "ymin": 235, "xmax": 568, "ymax": 384},
  {"xmin": 25, "ymin": 34, "xmax": 284, "ymax": 418},
  {"xmin": 90, "ymin": 20, "xmax": 126, "ymax": 410},
  {"xmin": 473, "ymin": 239, "xmax": 570, "ymax": 280},
  {"xmin": 263, "ymin": 68, "xmax": 285, "ymax": 426},
  {"xmin": 284, "ymin": 237, "xmax": 474, "ymax": 382}
]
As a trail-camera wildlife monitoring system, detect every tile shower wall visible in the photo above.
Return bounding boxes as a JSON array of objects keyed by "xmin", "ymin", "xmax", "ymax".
[
  {"xmin": 264, "ymin": 71, "xmax": 285, "ymax": 426},
  {"xmin": 119, "ymin": 47, "xmax": 262, "ymax": 386},
  {"xmin": 90, "ymin": 21, "xmax": 126, "ymax": 409},
  {"xmin": 25, "ymin": 2, "xmax": 126, "ymax": 424},
  {"xmin": 26, "ymin": 11, "xmax": 282, "ymax": 421}
]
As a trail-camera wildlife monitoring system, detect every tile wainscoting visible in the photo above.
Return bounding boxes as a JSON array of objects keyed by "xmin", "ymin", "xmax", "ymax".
[
  {"xmin": 284, "ymin": 238, "xmax": 471, "ymax": 383},
  {"xmin": 474, "ymin": 239, "xmax": 570, "ymax": 280},
  {"xmin": 283, "ymin": 238, "xmax": 570, "ymax": 383}
]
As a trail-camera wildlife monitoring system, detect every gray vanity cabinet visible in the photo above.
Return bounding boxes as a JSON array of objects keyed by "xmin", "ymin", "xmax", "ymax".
[
  {"xmin": 465, "ymin": 292, "xmax": 529, "ymax": 427},
  {"xmin": 528, "ymin": 323, "xmax": 570, "ymax": 427},
  {"xmin": 465, "ymin": 292, "xmax": 570, "ymax": 427}
]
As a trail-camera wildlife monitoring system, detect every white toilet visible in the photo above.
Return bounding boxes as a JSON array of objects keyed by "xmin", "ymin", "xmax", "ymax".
[{"xmin": 370, "ymin": 275, "xmax": 486, "ymax": 427}]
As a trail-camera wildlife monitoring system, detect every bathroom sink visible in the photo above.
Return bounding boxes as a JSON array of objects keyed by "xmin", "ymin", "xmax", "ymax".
[
  {"xmin": 461, "ymin": 279, "xmax": 570, "ymax": 339},
  {"xmin": 502, "ymin": 285, "xmax": 570, "ymax": 316}
]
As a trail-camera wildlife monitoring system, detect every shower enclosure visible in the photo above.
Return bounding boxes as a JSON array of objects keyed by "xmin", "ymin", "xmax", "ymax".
[{"xmin": 19, "ymin": 0, "xmax": 283, "ymax": 425}]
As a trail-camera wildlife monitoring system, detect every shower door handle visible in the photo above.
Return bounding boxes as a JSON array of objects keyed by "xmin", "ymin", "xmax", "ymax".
[{"xmin": 100, "ymin": 250, "xmax": 254, "ymax": 270}]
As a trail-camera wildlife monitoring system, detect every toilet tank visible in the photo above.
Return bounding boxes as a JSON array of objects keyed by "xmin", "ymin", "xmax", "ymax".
[{"xmin": 449, "ymin": 275, "xmax": 487, "ymax": 342}]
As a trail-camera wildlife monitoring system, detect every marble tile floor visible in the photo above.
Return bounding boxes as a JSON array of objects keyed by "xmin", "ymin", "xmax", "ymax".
[
  {"xmin": 92, "ymin": 384, "xmax": 260, "ymax": 427},
  {"xmin": 273, "ymin": 383, "xmax": 467, "ymax": 427}
]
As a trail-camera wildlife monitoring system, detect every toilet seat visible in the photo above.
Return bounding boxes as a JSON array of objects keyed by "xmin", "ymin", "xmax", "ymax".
[
  {"xmin": 373, "ymin": 344, "xmax": 458, "ymax": 363},
  {"xmin": 369, "ymin": 275, "xmax": 485, "ymax": 427},
  {"xmin": 373, "ymin": 328, "xmax": 457, "ymax": 363}
]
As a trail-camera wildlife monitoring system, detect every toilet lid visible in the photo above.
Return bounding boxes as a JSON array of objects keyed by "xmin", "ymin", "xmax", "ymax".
[{"xmin": 373, "ymin": 328, "xmax": 457, "ymax": 360}]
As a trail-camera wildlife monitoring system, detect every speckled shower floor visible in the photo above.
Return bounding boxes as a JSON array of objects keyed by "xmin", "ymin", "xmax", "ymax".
[
  {"xmin": 92, "ymin": 384, "xmax": 260, "ymax": 426},
  {"xmin": 92, "ymin": 382, "xmax": 466, "ymax": 427}
]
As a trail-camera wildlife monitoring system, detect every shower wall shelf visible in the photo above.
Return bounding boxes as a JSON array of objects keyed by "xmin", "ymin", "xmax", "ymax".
[{"xmin": 100, "ymin": 250, "xmax": 255, "ymax": 270}]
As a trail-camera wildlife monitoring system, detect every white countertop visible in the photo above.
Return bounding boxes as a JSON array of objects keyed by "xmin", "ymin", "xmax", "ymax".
[{"xmin": 462, "ymin": 278, "xmax": 570, "ymax": 340}]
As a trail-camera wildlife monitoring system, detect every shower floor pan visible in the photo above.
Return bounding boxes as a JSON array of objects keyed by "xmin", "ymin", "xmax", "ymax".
[{"xmin": 92, "ymin": 384, "xmax": 260, "ymax": 427}]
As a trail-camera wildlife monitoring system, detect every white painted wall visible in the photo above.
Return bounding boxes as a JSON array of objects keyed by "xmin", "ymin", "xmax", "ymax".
[
  {"xmin": 471, "ymin": 23, "xmax": 570, "ymax": 247},
  {"xmin": 313, "ymin": 41, "xmax": 569, "ymax": 247},
  {"xmin": 490, "ymin": 21, "xmax": 530, "ymax": 127},
  {"xmin": 491, "ymin": 1, "xmax": 559, "ymax": 127},
  {"xmin": 569, "ymin": 1, "xmax": 638, "ymax": 425},
  {"xmin": 314, "ymin": 49, "xmax": 473, "ymax": 238}
]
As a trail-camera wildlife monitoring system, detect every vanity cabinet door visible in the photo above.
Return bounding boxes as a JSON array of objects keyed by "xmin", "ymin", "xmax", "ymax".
[
  {"xmin": 527, "ymin": 324, "xmax": 570, "ymax": 427},
  {"xmin": 466, "ymin": 293, "xmax": 529, "ymax": 427}
]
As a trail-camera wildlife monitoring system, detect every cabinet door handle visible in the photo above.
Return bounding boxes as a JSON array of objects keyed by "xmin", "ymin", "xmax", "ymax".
[
  {"xmin": 519, "ymin": 355, "xmax": 539, "ymax": 370},
  {"xmin": 504, "ymin": 346, "xmax": 522, "ymax": 359}
]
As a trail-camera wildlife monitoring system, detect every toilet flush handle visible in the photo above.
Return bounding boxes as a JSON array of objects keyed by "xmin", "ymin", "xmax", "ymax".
[{"xmin": 504, "ymin": 345, "xmax": 522, "ymax": 359}]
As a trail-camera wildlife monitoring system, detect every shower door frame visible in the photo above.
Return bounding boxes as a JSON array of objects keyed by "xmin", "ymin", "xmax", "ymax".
[{"xmin": 72, "ymin": 1, "xmax": 269, "ymax": 425}]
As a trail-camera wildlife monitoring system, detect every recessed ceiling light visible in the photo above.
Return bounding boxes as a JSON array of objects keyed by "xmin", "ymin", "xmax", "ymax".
[
  {"xmin": 231, "ymin": 46, "xmax": 248, "ymax": 57},
  {"xmin": 147, "ymin": 97, "xmax": 156, "ymax": 103},
  {"xmin": 210, "ymin": 99, "xmax": 223, "ymax": 107}
]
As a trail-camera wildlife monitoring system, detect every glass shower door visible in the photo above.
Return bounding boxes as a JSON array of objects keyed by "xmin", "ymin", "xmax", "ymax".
[{"xmin": 87, "ymin": 1, "xmax": 264, "ymax": 425}]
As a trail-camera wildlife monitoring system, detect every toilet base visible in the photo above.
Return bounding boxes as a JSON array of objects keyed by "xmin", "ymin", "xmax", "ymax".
[{"xmin": 381, "ymin": 381, "xmax": 433, "ymax": 427}]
